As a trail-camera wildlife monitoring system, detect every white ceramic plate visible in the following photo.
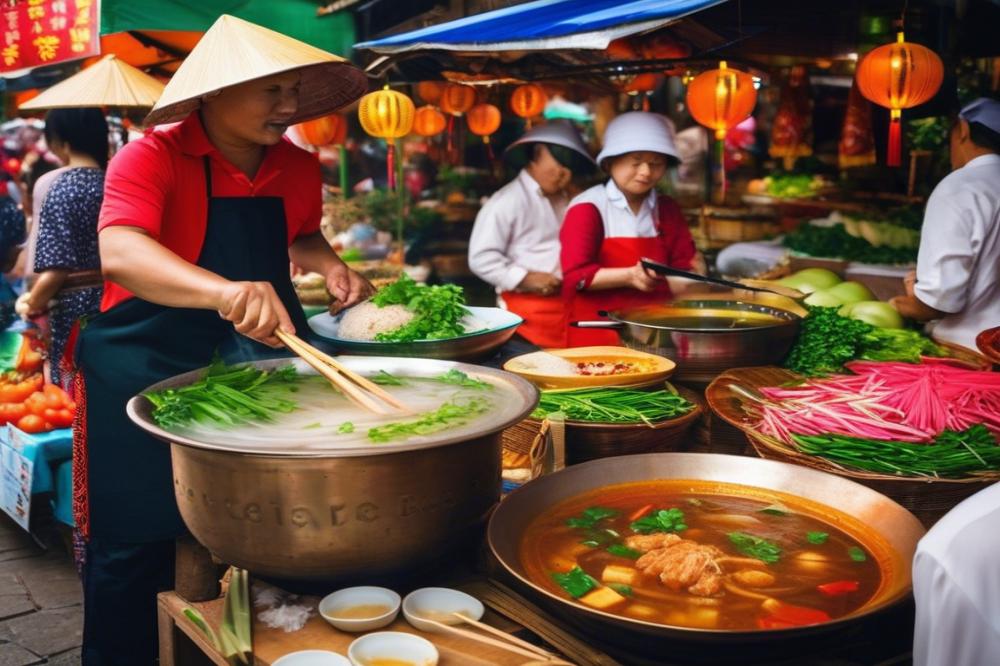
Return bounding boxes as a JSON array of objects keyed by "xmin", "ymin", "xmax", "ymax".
[
  {"xmin": 348, "ymin": 631, "xmax": 439, "ymax": 666},
  {"xmin": 272, "ymin": 650, "xmax": 350, "ymax": 666}
]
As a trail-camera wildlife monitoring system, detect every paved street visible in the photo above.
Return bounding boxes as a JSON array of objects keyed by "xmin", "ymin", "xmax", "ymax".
[{"xmin": 0, "ymin": 515, "xmax": 82, "ymax": 665}]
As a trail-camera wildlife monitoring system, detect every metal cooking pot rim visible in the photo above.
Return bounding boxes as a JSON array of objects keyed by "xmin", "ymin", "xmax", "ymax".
[
  {"xmin": 126, "ymin": 356, "xmax": 539, "ymax": 458},
  {"xmin": 487, "ymin": 452, "xmax": 923, "ymax": 640},
  {"xmin": 605, "ymin": 300, "xmax": 800, "ymax": 333}
]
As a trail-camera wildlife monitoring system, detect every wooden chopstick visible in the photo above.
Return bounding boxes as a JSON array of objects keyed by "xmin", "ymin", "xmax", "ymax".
[
  {"xmin": 276, "ymin": 331, "xmax": 391, "ymax": 415},
  {"xmin": 416, "ymin": 617, "xmax": 550, "ymax": 661},
  {"xmin": 279, "ymin": 331, "xmax": 410, "ymax": 412},
  {"xmin": 450, "ymin": 612, "xmax": 557, "ymax": 661}
]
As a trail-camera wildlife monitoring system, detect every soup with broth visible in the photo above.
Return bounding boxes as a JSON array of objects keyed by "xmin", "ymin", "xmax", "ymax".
[{"xmin": 519, "ymin": 480, "xmax": 889, "ymax": 631}]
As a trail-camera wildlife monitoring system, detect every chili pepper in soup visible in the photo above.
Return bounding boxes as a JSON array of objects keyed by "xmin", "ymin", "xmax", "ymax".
[{"xmin": 518, "ymin": 481, "xmax": 885, "ymax": 631}]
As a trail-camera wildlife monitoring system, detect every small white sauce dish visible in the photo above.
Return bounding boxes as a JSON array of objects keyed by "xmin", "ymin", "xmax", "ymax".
[
  {"xmin": 401, "ymin": 587, "xmax": 485, "ymax": 633},
  {"xmin": 347, "ymin": 631, "xmax": 439, "ymax": 666},
  {"xmin": 319, "ymin": 586, "xmax": 401, "ymax": 633},
  {"xmin": 272, "ymin": 649, "xmax": 351, "ymax": 666}
]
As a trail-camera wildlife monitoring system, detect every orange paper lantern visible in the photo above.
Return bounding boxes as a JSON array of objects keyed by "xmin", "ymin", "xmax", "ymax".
[
  {"xmin": 297, "ymin": 113, "xmax": 347, "ymax": 147},
  {"xmin": 623, "ymin": 72, "xmax": 660, "ymax": 93},
  {"xmin": 466, "ymin": 103, "xmax": 501, "ymax": 142},
  {"xmin": 509, "ymin": 84, "xmax": 547, "ymax": 124},
  {"xmin": 358, "ymin": 86, "xmax": 415, "ymax": 189},
  {"xmin": 605, "ymin": 38, "xmax": 640, "ymax": 61},
  {"xmin": 856, "ymin": 32, "xmax": 943, "ymax": 166},
  {"xmin": 439, "ymin": 83, "xmax": 476, "ymax": 116},
  {"xmin": 416, "ymin": 81, "xmax": 444, "ymax": 105},
  {"xmin": 685, "ymin": 61, "xmax": 757, "ymax": 140},
  {"xmin": 413, "ymin": 105, "xmax": 447, "ymax": 137}
]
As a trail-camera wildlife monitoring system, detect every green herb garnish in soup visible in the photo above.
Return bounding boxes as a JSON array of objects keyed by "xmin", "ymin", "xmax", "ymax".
[
  {"xmin": 519, "ymin": 480, "xmax": 886, "ymax": 631},
  {"xmin": 433, "ymin": 369, "xmax": 491, "ymax": 389},
  {"xmin": 371, "ymin": 370, "xmax": 406, "ymax": 386}
]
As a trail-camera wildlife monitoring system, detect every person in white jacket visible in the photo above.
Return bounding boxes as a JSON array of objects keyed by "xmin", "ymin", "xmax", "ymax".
[
  {"xmin": 468, "ymin": 121, "xmax": 594, "ymax": 347},
  {"xmin": 891, "ymin": 97, "xmax": 1000, "ymax": 351}
]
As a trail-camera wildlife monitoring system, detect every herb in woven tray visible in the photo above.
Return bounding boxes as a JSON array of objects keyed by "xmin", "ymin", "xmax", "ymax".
[
  {"xmin": 145, "ymin": 358, "xmax": 302, "ymax": 429},
  {"xmin": 791, "ymin": 425, "xmax": 1000, "ymax": 478},
  {"xmin": 370, "ymin": 274, "xmax": 468, "ymax": 342},
  {"xmin": 531, "ymin": 386, "xmax": 694, "ymax": 425}
]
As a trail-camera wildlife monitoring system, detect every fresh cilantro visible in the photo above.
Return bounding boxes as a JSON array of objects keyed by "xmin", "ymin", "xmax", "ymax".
[
  {"xmin": 303, "ymin": 422, "xmax": 322, "ymax": 430},
  {"xmin": 551, "ymin": 567, "xmax": 598, "ymax": 598},
  {"xmin": 848, "ymin": 546, "xmax": 867, "ymax": 562},
  {"xmin": 566, "ymin": 507, "xmax": 619, "ymax": 529},
  {"xmin": 606, "ymin": 544, "xmax": 641, "ymax": 560},
  {"xmin": 371, "ymin": 370, "xmax": 405, "ymax": 386},
  {"xmin": 608, "ymin": 584, "xmax": 633, "ymax": 597},
  {"xmin": 728, "ymin": 532, "xmax": 782, "ymax": 564},
  {"xmin": 433, "ymin": 369, "xmax": 490, "ymax": 389},
  {"xmin": 630, "ymin": 508, "xmax": 687, "ymax": 534},
  {"xmin": 371, "ymin": 275, "xmax": 469, "ymax": 342},
  {"xmin": 337, "ymin": 422, "xmax": 355, "ymax": 434},
  {"xmin": 807, "ymin": 531, "xmax": 829, "ymax": 545},
  {"xmin": 759, "ymin": 504, "xmax": 790, "ymax": 516}
]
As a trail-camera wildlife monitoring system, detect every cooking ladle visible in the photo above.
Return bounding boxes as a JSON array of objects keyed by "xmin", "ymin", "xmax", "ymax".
[{"xmin": 640, "ymin": 258, "xmax": 785, "ymax": 296}]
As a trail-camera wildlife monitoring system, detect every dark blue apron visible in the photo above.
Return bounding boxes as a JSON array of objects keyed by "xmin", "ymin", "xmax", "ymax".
[{"xmin": 75, "ymin": 156, "xmax": 308, "ymax": 543}]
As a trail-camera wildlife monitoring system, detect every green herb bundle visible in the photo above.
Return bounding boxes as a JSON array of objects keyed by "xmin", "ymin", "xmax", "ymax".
[
  {"xmin": 145, "ymin": 359, "xmax": 302, "ymax": 429},
  {"xmin": 784, "ymin": 306, "xmax": 948, "ymax": 376},
  {"xmin": 792, "ymin": 424, "xmax": 1000, "ymax": 478},
  {"xmin": 531, "ymin": 386, "xmax": 694, "ymax": 425},
  {"xmin": 783, "ymin": 223, "xmax": 917, "ymax": 264},
  {"xmin": 370, "ymin": 275, "xmax": 469, "ymax": 342}
]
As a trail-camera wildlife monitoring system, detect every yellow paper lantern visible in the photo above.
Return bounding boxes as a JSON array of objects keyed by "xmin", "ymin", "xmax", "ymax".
[
  {"xmin": 856, "ymin": 32, "xmax": 944, "ymax": 166},
  {"xmin": 685, "ymin": 61, "xmax": 757, "ymax": 140},
  {"xmin": 413, "ymin": 105, "xmax": 447, "ymax": 137},
  {"xmin": 358, "ymin": 86, "xmax": 415, "ymax": 189}
]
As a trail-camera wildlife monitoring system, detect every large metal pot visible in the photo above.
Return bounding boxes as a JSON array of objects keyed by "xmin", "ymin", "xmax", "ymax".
[
  {"xmin": 127, "ymin": 356, "xmax": 537, "ymax": 580},
  {"xmin": 488, "ymin": 453, "xmax": 925, "ymax": 659},
  {"xmin": 573, "ymin": 300, "xmax": 801, "ymax": 384}
]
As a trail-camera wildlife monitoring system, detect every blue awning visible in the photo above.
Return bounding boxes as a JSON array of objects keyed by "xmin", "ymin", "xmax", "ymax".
[{"xmin": 355, "ymin": 0, "xmax": 727, "ymax": 54}]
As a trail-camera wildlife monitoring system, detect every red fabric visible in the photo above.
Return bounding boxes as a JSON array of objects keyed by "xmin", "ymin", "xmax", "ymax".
[
  {"xmin": 566, "ymin": 236, "xmax": 673, "ymax": 347},
  {"xmin": 501, "ymin": 292, "xmax": 567, "ymax": 348},
  {"xmin": 559, "ymin": 195, "xmax": 696, "ymax": 299},
  {"xmin": 71, "ymin": 369, "xmax": 89, "ymax": 541},
  {"xmin": 98, "ymin": 112, "xmax": 324, "ymax": 311}
]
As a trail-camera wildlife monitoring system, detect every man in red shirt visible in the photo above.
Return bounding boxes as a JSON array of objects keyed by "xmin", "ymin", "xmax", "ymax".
[{"xmin": 73, "ymin": 16, "xmax": 368, "ymax": 665}]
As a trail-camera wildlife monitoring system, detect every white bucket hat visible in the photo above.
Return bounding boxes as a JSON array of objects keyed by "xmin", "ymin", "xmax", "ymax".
[
  {"xmin": 505, "ymin": 120, "xmax": 595, "ymax": 164},
  {"xmin": 596, "ymin": 111, "xmax": 680, "ymax": 168}
]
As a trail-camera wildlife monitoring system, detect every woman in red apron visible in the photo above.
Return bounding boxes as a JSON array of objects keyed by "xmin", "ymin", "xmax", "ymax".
[
  {"xmin": 560, "ymin": 112, "xmax": 701, "ymax": 347},
  {"xmin": 468, "ymin": 122, "xmax": 595, "ymax": 347}
]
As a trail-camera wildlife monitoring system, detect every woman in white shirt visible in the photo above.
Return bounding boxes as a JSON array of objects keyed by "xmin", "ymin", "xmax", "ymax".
[
  {"xmin": 468, "ymin": 122, "xmax": 594, "ymax": 347},
  {"xmin": 891, "ymin": 98, "xmax": 1000, "ymax": 351}
]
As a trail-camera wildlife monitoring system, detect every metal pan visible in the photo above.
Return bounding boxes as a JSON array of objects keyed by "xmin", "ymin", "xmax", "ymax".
[{"xmin": 572, "ymin": 300, "xmax": 801, "ymax": 385}]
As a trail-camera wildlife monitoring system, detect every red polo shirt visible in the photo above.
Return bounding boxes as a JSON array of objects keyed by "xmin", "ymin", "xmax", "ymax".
[{"xmin": 98, "ymin": 112, "xmax": 323, "ymax": 311}]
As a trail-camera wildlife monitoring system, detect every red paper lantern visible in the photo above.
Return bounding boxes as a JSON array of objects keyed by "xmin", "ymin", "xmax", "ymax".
[
  {"xmin": 296, "ymin": 114, "xmax": 347, "ymax": 147},
  {"xmin": 416, "ymin": 81, "xmax": 444, "ymax": 105},
  {"xmin": 856, "ymin": 32, "xmax": 944, "ymax": 167},
  {"xmin": 413, "ymin": 105, "xmax": 447, "ymax": 137},
  {"xmin": 439, "ymin": 84, "xmax": 476, "ymax": 116},
  {"xmin": 466, "ymin": 103, "xmax": 501, "ymax": 141},
  {"xmin": 685, "ymin": 61, "xmax": 757, "ymax": 140},
  {"xmin": 509, "ymin": 84, "xmax": 547, "ymax": 123}
]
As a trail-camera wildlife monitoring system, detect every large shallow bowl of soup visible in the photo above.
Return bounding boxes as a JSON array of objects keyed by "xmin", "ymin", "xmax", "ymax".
[
  {"xmin": 488, "ymin": 452, "xmax": 924, "ymax": 654},
  {"xmin": 127, "ymin": 356, "xmax": 537, "ymax": 580},
  {"xmin": 572, "ymin": 300, "xmax": 801, "ymax": 384}
]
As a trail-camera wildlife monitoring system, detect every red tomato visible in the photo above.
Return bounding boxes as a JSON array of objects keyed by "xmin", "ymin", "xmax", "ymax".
[
  {"xmin": 0, "ymin": 403, "xmax": 27, "ymax": 425},
  {"xmin": 16, "ymin": 414, "xmax": 49, "ymax": 434},
  {"xmin": 0, "ymin": 384, "xmax": 20, "ymax": 403},
  {"xmin": 43, "ymin": 408, "xmax": 74, "ymax": 429},
  {"xmin": 43, "ymin": 384, "xmax": 69, "ymax": 408},
  {"xmin": 24, "ymin": 393, "xmax": 49, "ymax": 417}
]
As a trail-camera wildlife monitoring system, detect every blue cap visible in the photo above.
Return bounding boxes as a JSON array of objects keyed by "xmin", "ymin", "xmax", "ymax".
[{"xmin": 960, "ymin": 97, "xmax": 1000, "ymax": 134}]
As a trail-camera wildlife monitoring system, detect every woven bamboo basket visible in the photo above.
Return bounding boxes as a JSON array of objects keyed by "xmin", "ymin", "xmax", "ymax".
[
  {"xmin": 706, "ymin": 366, "xmax": 1000, "ymax": 527},
  {"xmin": 504, "ymin": 386, "xmax": 703, "ymax": 467},
  {"xmin": 501, "ymin": 419, "xmax": 549, "ymax": 483}
]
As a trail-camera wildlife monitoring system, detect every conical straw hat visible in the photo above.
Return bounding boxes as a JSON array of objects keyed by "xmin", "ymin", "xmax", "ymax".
[
  {"xmin": 144, "ymin": 14, "xmax": 368, "ymax": 127},
  {"xmin": 19, "ymin": 54, "xmax": 165, "ymax": 111}
]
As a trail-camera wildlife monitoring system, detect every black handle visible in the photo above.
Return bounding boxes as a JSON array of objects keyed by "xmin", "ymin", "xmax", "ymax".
[{"xmin": 640, "ymin": 258, "xmax": 776, "ymax": 294}]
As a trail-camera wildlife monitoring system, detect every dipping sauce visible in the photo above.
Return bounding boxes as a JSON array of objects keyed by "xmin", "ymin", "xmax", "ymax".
[
  {"xmin": 363, "ymin": 660, "xmax": 414, "ymax": 666},
  {"xmin": 327, "ymin": 604, "xmax": 391, "ymax": 619},
  {"xmin": 412, "ymin": 609, "xmax": 471, "ymax": 624}
]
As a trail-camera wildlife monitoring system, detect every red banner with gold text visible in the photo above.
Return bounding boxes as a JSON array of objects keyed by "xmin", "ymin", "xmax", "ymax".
[{"xmin": 2, "ymin": 0, "xmax": 100, "ymax": 74}]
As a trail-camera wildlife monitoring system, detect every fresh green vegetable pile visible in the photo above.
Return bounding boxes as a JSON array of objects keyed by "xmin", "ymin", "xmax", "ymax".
[
  {"xmin": 531, "ymin": 386, "xmax": 695, "ymax": 425},
  {"xmin": 784, "ymin": 306, "xmax": 947, "ymax": 376},
  {"xmin": 792, "ymin": 425, "xmax": 1000, "ymax": 478},
  {"xmin": 764, "ymin": 173, "xmax": 825, "ymax": 198},
  {"xmin": 370, "ymin": 274, "xmax": 469, "ymax": 342},
  {"xmin": 783, "ymin": 223, "xmax": 918, "ymax": 264},
  {"xmin": 146, "ymin": 359, "xmax": 302, "ymax": 428}
]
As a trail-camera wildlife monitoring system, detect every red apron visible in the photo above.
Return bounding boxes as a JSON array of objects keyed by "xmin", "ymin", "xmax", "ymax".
[
  {"xmin": 565, "ymin": 236, "xmax": 672, "ymax": 347},
  {"xmin": 501, "ymin": 291, "xmax": 567, "ymax": 348}
]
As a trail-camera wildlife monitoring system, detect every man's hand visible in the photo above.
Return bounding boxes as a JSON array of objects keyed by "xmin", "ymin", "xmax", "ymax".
[
  {"xmin": 628, "ymin": 261, "xmax": 661, "ymax": 292},
  {"xmin": 217, "ymin": 281, "xmax": 294, "ymax": 348},
  {"xmin": 889, "ymin": 293, "xmax": 945, "ymax": 322},
  {"xmin": 325, "ymin": 262, "xmax": 374, "ymax": 309},
  {"xmin": 903, "ymin": 270, "xmax": 917, "ymax": 298},
  {"xmin": 517, "ymin": 271, "xmax": 561, "ymax": 296}
]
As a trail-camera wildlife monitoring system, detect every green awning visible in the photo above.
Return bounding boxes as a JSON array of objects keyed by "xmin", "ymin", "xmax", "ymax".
[{"xmin": 100, "ymin": 0, "xmax": 356, "ymax": 57}]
